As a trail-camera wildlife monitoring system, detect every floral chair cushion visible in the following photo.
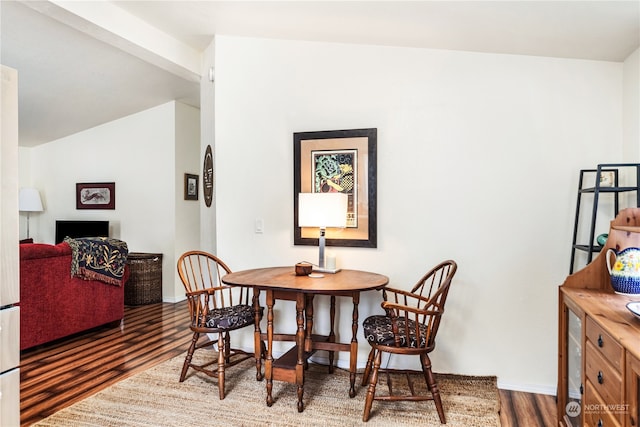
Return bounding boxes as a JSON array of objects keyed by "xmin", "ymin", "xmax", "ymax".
[
  {"xmin": 363, "ymin": 315, "xmax": 428, "ymax": 348},
  {"xmin": 204, "ymin": 304, "xmax": 254, "ymax": 330}
]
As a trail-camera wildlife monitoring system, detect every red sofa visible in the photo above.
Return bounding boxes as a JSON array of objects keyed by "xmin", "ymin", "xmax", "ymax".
[{"xmin": 19, "ymin": 242, "xmax": 128, "ymax": 350}]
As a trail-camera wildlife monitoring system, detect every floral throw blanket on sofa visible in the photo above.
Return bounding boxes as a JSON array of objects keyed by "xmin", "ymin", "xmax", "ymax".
[{"xmin": 64, "ymin": 237, "xmax": 128, "ymax": 286}]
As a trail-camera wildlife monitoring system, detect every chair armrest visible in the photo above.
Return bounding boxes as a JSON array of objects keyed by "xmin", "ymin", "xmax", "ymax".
[
  {"xmin": 382, "ymin": 286, "xmax": 430, "ymax": 310},
  {"xmin": 185, "ymin": 287, "xmax": 226, "ymax": 298},
  {"xmin": 186, "ymin": 283, "xmax": 247, "ymax": 303},
  {"xmin": 381, "ymin": 301, "xmax": 441, "ymax": 326}
]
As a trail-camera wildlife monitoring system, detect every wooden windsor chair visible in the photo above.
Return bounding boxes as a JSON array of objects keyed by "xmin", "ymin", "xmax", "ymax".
[
  {"xmin": 176, "ymin": 251, "xmax": 263, "ymax": 399},
  {"xmin": 361, "ymin": 260, "xmax": 458, "ymax": 423}
]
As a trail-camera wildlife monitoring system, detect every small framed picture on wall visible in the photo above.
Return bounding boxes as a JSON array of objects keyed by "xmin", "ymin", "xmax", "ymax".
[
  {"xmin": 184, "ymin": 173, "xmax": 199, "ymax": 200},
  {"xmin": 76, "ymin": 182, "xmax": 115, "ymax": 210}
]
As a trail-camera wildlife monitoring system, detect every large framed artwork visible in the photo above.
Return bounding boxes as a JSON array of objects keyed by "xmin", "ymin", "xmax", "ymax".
[
  {"xmin": 294, "ymin": 128, "xmax": 377, "ymax": 248},
  {"xmin": 76, "ymin": 182, "xmax": 115, "ymax": 210}
]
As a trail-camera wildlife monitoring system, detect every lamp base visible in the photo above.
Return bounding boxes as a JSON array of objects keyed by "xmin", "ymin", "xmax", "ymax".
[{"xmin": 312, "ymin": 266, "xmax": 341, "ymax": 274}]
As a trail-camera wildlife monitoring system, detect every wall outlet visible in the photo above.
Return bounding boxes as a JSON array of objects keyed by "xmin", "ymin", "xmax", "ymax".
[{"xmin": 255, "ymin": 218, "xmax": 264, "ymax": 234}]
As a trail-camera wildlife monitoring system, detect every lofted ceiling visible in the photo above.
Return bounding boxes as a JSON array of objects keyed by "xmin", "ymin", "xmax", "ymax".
[{"xmin": 1, "ymin": 0, "xmax": 639, "ymax": 147}]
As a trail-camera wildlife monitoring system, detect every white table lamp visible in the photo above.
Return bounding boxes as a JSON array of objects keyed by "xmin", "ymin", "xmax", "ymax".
[
  {"xmin": 298, "ymin": 192, "xmax": 348, "ymax": 273},
  {"xmin": 19, "ymin": 188, "xmax": 44, "ymax": 239}
]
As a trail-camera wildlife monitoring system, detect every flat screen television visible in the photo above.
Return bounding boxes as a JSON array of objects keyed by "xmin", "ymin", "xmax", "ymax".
[{"xmin": 55, "ymin": 220, "xmax": 109, "ymax": 244}]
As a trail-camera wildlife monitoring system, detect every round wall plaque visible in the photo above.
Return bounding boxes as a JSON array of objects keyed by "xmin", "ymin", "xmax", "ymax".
[{"xmin": 203, "ymin": 145, "xmax": 213, "ymax": 207}]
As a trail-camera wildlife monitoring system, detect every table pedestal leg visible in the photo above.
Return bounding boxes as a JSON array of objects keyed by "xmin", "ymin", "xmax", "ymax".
[
  {"xmin": 304, "ymin": 295, "xmax": 314, "ymax": 360},
  {"xmin": 252, "ymin": 288, "xmax": 263, "ymax": 381},
  {"xmin": 349, "ymin": 292, "xmax": 360, "ymax": 398},
  {"xmin": 328, "ymin": 295, "xmax": 336, "ymax": 373},
  {"xmin": 295, "ymin": 292, "xmax": 306, "ymax": 412},
  {"xmin": 265, "ymin": 290, "xmax": 274, "ymax": 407}
]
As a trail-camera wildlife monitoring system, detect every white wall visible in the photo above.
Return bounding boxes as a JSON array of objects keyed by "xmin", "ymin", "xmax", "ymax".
[
  {"xmin": 214, "ymin": 36, "xmax": 628, "ymax": 394},
  {"xmin": 200, "ymin": 39, "xmax": 216, "ymax": 253},
  {"xmin": 623, "ymin": 48, "xmax": 640, "ymax": 159},
  {"xmin": 22, "ymin": 101, "xmax": 200, "ymax": 302},
  {"xmin": 174, "ymin": 101, "xmax": 202, "ymax": 296},
  {"xmin": 17, "ymin": 147, "xmax": 33, "ymax": 237}
]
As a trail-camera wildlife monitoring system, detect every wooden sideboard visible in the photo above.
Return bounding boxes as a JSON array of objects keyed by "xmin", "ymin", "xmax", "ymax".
[{"xmin": 558, "ymin": 208, "xmax": 640, "ymax": 427}]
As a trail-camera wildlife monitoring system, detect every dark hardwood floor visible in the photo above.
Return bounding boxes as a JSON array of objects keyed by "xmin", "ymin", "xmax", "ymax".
[
  {"xmin": 20, "ymin": 302, "xmax": 193, "ymax": 426},
  {"xmin": 20, "ymin": 301, "xmax": 557, "ymax": 426},
  {"xmin": 499, "ymin": 388, "xmax": 557, "ymax": 427}
]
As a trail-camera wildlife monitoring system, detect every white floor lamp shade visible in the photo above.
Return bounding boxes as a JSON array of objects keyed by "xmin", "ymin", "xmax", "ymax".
[{"xmin": 19, "ymin": 188, "xmax": 43, "ymax": 239}]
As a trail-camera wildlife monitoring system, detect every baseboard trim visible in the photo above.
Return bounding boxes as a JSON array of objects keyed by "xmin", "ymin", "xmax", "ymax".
[
  {"xmin": 497, "ymin": 380, "xmax": 556, "ymax": 396},
  {"xmin": 161, "ymin": 296, "xmax": 185, "ymax": 303}
]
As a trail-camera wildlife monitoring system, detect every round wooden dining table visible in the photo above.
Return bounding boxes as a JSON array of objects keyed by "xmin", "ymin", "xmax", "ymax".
[{"xmin": 222, "ymin": 266, "xmax": 388, "ymax": 412}]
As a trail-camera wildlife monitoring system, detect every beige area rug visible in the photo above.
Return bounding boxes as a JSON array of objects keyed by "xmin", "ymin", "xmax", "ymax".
[{"xmin": 34, "ymin": 351, "xmax": 500, "ymax": 427}]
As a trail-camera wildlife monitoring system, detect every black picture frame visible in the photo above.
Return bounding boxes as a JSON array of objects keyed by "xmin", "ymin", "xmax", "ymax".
[
  {"xmin": 294, "ymin": 128, "xmax": 377, "ymax": 248},
  {"xmin": 76, "ymin": 182, "xmax": 115, "ymax": 210},
  {"xmin": 184, "ymin": 173, "xmax": 199, "ymax": 200}
]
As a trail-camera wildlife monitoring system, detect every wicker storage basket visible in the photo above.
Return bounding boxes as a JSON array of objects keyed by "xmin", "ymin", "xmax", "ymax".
[{"xmin": 125, "ymin": 252, "xmax": 163, "ymax": 305}]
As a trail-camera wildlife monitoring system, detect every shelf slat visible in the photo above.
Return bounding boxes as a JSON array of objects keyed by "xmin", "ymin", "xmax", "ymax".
[{"xmin": 579, "ymin": 186, "xmax": 638, "ymax": 194}]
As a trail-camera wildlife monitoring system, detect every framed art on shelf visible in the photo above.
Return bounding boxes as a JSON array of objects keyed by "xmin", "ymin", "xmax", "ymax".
[
  {"xmin": 293, "ymin": 128, "xmax": 377, "ymax": 248},
  {"xmin": 76, "ymin": 182, "xmax": 115, "ymax": 210},
  {"xmin": 184, "ymin": 173, "xmax": 199, "ymax": 201}
]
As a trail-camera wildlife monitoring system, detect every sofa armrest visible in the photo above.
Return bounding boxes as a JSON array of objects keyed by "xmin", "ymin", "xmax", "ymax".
[{"xmin": 20, "ymin": 242, "xmax": 71, "ymax": 260}]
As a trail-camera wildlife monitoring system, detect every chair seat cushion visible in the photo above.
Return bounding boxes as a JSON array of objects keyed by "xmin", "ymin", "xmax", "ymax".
[
  {"xmin": 363, "ymin": 315, "xmax": 427, "ymax": 348},
  {"xmin": 204, "ymin": 304, "xmax": 254, "ymax": 330}
]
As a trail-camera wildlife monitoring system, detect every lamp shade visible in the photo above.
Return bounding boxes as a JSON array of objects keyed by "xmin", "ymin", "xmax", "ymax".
[
  {"xmin": 298, "ymin": 192, "xmax": 348, "ymax": 228},
  {"xmin": 19, "ymin": 188, "xmax": 43, "ymax": 212}
]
